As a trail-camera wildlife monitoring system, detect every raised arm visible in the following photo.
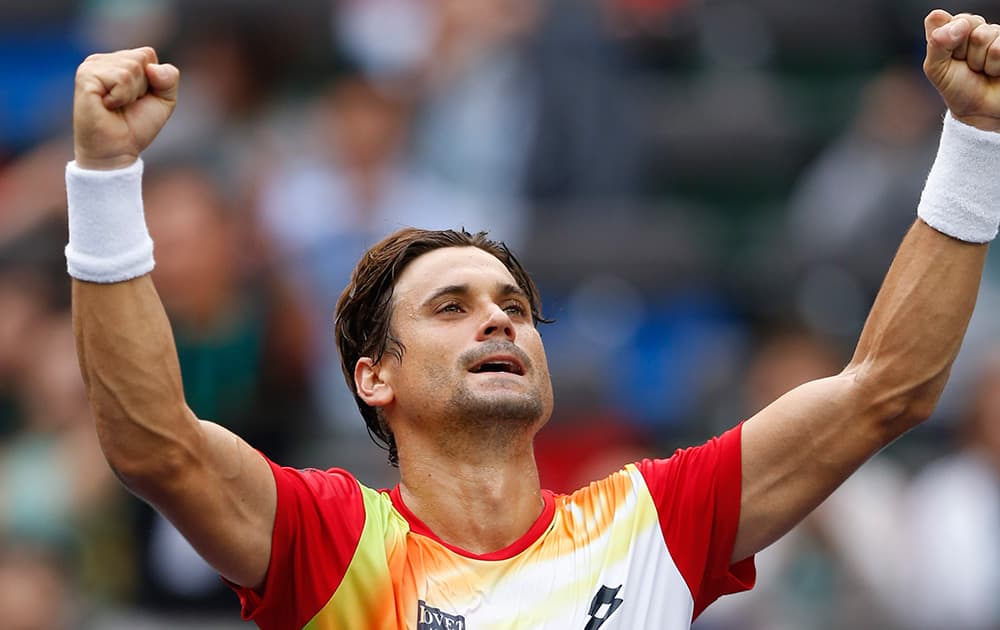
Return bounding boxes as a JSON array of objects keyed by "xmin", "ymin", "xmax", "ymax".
[
  {"xmin": 733, "ymin": 10, "xmax": 1000, "ymax": 562},
  {"xmin": 69, "ymin": 48, "xmax": 275, "ymax": 588}
]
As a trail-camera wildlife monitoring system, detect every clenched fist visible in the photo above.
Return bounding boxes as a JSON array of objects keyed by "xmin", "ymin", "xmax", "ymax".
[
  {"xmin": 73, "ymin": 47, "xmax": 179, "ymax": 170},
  {"xmin": 925, "ymin": 10, "xmax": 1000, "ymax": 132}
]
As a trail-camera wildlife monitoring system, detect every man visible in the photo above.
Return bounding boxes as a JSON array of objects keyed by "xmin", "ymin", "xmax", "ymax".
[{"xmin": 68, "ymin": 10, "xmax": 1000, "ymax": 630}]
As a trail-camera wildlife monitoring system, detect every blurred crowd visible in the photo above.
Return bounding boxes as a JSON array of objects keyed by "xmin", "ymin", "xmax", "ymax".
[{"xmin": 2, "ymin": 0, "xmax": 1000, "ymax": 628}]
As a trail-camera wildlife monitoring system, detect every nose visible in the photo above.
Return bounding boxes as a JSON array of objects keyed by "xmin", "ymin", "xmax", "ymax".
[{"xmin": 477, "ymin": 303, "xmax": 516, "ymax": 342}]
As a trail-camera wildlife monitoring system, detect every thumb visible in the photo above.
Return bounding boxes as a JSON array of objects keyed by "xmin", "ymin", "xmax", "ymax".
[
  {"xmin": 145, "ymin": 63, "xmax": 180, "ymax": 103},
  {"xmin": 924, "ymin": 9, "xmax": 953, "ymax": 41},
  {"xmin": 925, "ymin": 10, "xmax": 969, "ymax": 69}
]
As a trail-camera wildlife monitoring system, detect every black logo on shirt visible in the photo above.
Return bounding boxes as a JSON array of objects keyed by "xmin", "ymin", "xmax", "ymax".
[
  {"xmin": 584, "ymin": 584, "xmax": 624, "ymax": 629},
  {"xmin": 417, "ymin": 600, "xmax": 466, "ymax": 630}
]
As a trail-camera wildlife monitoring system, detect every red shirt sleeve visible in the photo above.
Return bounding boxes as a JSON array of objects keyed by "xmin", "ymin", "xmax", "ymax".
[
  {"xmin": 636, "ymin": 423, "xmax": 756, "ymax": 619},
  {"xmin": 226, "ymin": 457, "xmax": 367, "ymax": 630}
]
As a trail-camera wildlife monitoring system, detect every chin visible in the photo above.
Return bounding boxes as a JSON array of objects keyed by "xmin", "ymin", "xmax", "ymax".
[{"xmin": 449, "ymin": 388, "xmax": 546, "ymax": 426}]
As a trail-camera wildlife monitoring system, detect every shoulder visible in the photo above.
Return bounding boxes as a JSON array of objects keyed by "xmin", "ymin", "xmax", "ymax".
[
  {"xmin": 635, "ymin": 424, "xmax": 744, "ymax": 498},
  {"xmin": 270, "ymin": 463, "xmax": 365, "ymax": 503}
]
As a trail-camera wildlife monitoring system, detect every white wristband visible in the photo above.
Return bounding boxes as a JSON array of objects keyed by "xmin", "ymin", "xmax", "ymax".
[
  {"xmin": 65, "ymin": 159, "xmax": 155, "ymax": 283},
  {"xmin": 917, "ymin": 111, "xmax": 1000, "ymax": 243}
]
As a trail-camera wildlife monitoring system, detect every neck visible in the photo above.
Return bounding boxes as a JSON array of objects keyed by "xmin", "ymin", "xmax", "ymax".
[{"xmin": 397, "ymin": 435, "xmax": 544, "ymax": 555}]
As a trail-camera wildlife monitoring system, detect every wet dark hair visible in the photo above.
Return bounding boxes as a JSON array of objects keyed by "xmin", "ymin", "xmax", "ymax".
[{"xmin": 334, "ymin": 228, "xmax": 549, "ymax": 466}]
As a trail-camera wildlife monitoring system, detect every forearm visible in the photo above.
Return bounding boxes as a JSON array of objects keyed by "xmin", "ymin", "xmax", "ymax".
[
  {"xmin": 846, "ymin": 226, "xmax": 988, "ymax": 435},
  {"xmin": 73, "ymin": 275, "xmax": 202, "ymax": 486},
  {"xmin": 844, "ymin": 108, "xmax": 1000, "ymax": 436},
  {"xmin": 737, "ymin": 201, "xmax": 990, "ymax": 562}
]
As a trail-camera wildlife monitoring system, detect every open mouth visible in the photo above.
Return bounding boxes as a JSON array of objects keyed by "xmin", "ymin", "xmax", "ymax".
[{"xmin": 469, "ymin": 358, "xmax": 525, "ymax": 376}]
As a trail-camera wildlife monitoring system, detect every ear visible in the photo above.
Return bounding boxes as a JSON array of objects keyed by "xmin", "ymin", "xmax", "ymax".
[{"xmin": 355, "ymin": 357, "xmax": 394, "ymax": 408}]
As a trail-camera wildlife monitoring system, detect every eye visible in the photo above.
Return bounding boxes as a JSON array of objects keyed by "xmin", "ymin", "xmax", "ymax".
[
  {"xmin": 438, "ymin": 302, "xmax": 464, "ymax": 314},
  {"xmin": 503, "ymin": 301, "xmax": 528, "ymax": 316}
]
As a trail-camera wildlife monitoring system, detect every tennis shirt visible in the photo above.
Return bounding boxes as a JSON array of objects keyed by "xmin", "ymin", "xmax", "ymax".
[{"xmin": 230, "ymin": 424, "xmax": 755, "ymax": 629}]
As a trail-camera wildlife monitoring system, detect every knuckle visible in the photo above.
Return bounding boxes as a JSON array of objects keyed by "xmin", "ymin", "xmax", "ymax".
[
  {"xmin": 112, "ymin": 67, "xmax": 132, "ymax": 85},
  {"xmin": 114, "ymin": 62, "xmax": 141, "ymax": 84},
  {"xmin": 76, "ymin": 60, "xmax": 101, "ymax": 82},
  {"xmin": 971, "ymin": 25, "xmax": 992, "ymax": 44},
  {"xmin": 78, "ymin": 56, "xmax": 100, "ymax": 75}
]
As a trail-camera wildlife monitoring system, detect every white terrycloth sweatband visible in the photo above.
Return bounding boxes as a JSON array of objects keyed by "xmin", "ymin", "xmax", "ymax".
[
  {"xmin": 65, "ymin": 159, "xmax": 155, "ymax": 283},
  {"xmin": 918, "ymin": 111, "xmax": 1000, "ymax": 243}
]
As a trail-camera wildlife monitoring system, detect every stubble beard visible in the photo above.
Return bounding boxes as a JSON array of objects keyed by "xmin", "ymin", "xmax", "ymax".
[
  {"xmin": 448, "ymin": 381, "xmax": 545, "ymax": 425},
  {"xmin": 437, "ymin": 378, "xmax": 548, "ymax": 455}
]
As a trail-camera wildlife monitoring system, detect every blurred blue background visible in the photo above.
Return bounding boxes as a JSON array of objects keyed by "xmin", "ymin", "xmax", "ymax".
[{"xmin": 2, "ymin": 0, "xmax": 1000, "ymax": 628}]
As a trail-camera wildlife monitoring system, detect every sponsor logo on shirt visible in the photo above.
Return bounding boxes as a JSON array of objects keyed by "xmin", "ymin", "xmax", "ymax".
[
  {"xmin": 584, "ymin": 584, "xmax": 624, "ymax": 630},
  {"xmin": 417, "ymin": 600, "xmax": 466, "ymax": 630}
]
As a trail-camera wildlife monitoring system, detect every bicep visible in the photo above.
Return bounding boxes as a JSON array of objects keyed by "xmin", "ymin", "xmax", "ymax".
[
  {"xmin": 138, "ymin": 415, "xmax": 277, "ymax": 589},
  {"xmin": 732, "ymin": 372, "xmax": 888, "ymax": 562}
]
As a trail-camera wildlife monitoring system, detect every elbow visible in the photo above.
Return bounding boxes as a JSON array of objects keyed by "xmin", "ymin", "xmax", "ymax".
[
  {"xmin": 97, "ymin": 407, "xmax": 205, "ymax": 497},
  {"xmin": 845, "ymin": 362, "xmax": 948, "ymax": 439},
  {"xmin": 109, "ymin": 443, "xmax": 199, "ymax": 499},
  {"xmin": 880, "ymin": 393, "xmax": 940, "ymax": 435},
  {"xmin": 896, "ymin": 390, "xmax": 942, "ymax": 426}
]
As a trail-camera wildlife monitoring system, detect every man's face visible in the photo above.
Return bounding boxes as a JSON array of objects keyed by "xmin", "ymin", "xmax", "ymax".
[{"xmin": 374, "ymin": 246, "xmax": 554, "ymax": 440}]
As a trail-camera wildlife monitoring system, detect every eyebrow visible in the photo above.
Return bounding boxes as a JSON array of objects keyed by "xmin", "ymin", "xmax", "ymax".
[{"xmin": 421, "ymin": 282, "xmax": 528, "ymax": 308}]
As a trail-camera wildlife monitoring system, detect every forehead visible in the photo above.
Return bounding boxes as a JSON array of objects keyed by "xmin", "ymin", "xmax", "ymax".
[{"xmin": 393, "ymin": 246, "xmax": 517, "ymax": 304}]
